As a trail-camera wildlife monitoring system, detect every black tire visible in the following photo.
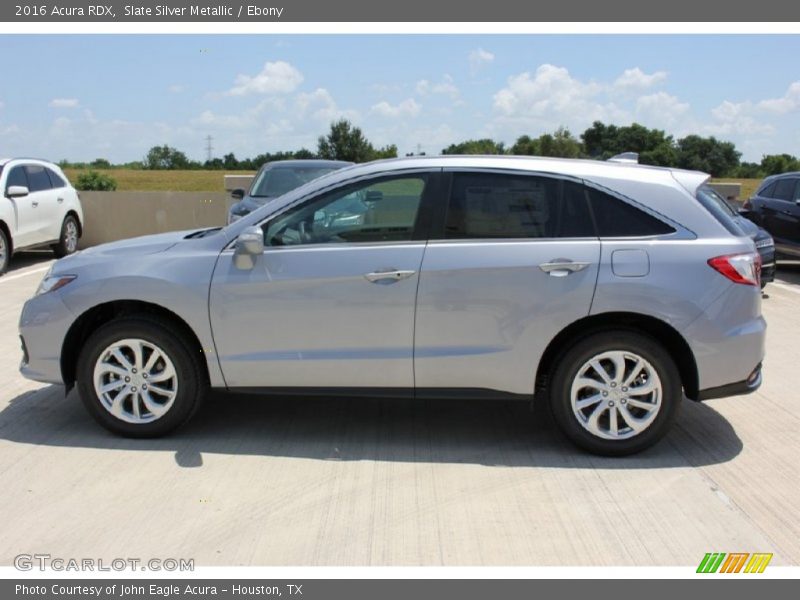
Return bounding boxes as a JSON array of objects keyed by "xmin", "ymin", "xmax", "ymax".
[
  {"xmin": 548, "ymin": 331, "xmax": 682, "ymax": 456},
  {"xmin": 0, "ymin": 228, "xmax": 9, "ymax": 275},
  {"xmin": 52, "ymin": 215, "xmax": 80, "ymax": 258},
  {"xmin": 76, "ymin": 315, "xmax": 207, "ymax": 437}
]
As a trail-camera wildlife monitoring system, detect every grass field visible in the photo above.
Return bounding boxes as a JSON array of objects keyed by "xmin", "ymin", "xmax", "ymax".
[
  {"xmin": 62, "ymin": 169, "xmax": 255, "ymax": 192},
  {"xmin": 714, "ymin": 179, "xmax": 760, "ymax": 201},
  {"xmin": 62, "ymin": 168, "xmax": 765, "ymax": 199}
]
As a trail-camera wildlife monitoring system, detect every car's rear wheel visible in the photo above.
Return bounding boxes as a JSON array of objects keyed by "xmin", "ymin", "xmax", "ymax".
[
  {"xmin": 0, "ymin": 228, "xmax": 9, "ymax": 275},
  {"xmin": 52, "ymin": 215, "xmax": 80, "ymax": 258},
  {"xmin": 548, "ymin": 331, "xmax": 681, "ymax": 456},
  {"xmin": 76, "ymin": 316, "xmax": 206, "ymax": 437}
]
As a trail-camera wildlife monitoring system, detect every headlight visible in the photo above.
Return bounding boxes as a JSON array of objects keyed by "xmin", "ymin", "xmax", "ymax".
[
  {"xmin": 755, "ymin": 237, "xmax": 774, "ymax": 249},
  {"xmin": 36, "ymin": 275, "xmax": 77, "ymax": 296}
]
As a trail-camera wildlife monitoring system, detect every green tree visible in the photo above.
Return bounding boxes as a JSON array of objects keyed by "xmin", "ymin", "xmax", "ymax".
[
  {"xmin": 760, "ymin": 153, "xmax": 800, "ymax": 176},
  {"xmin": 317, "ymin": 119, "xmax": 384, "ymax": 163},
  {"xmin": 441, "ymin": 138, "xmax": 505, "ymax": 155},
  {"xmin": 143, "ymin": 145, "xmax": 191, "ymax": 170},
  {"xmin": 75, "ymin": 170, "xmax": 117, "ymax": 191},
  {"xmin": 90, "ymin": 158, "xmax": 112, "ymax": 169},
  {"xmin": 675, "ymin": 135, "xmax": 741, "ymax": 177}
]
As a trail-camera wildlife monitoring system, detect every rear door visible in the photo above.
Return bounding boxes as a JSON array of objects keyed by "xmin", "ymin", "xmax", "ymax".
[{"xmin": 413, "ymin": 170, "xmax": 600, "ymax": 396}]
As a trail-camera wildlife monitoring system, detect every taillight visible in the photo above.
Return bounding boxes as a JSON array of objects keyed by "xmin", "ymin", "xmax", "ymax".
[{"xmin": 708, "ymin": 253, "xmax": 761, "ymax": 286}]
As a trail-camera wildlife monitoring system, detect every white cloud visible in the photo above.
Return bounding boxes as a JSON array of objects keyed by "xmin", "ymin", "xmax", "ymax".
[
  {"xmin": 469, "ymin": 48, "xmax": 494, "ymax": 74},
  {"xmin": 416, "ymin": 75, "xmax": 460, "ymax": 102},
  {"xmin": 226, "ymin": 61, "xmax": 304, "ymax": 96},
  {"xmin": 635, "ymin": 92, "xmax": 689, "ymax": 127},
  {"xmin": 613, "ymin": 68, "xmax": 668, "ymax": 92},
  {"xmin": 758, "ymin": 81, "xmax": 800, "ymax": 114},
  {"xmin": 49, "ymin": 98, "xmax": 79, "ymax": 108},
  {"xmin": 295, "ymin": 88, "xmax": 359, "ymax": 122},
  {"xmin": 168, "ymin": 84, "xmax": 184, "ymax": 94},
  {"xmin": 493, "ymin": 64, "xmax": 608, "ymax": 120},
  {"xmin": 704, "ymin": 100, "xmax": 774, "ymax": 137},
  {"xmin": 370, "ymin": 98, "xmax": 422, "ymax": 119}
]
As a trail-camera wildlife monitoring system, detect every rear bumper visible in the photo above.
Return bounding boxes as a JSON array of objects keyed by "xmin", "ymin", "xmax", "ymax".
[{"xmin": 697, "ymin": 363, "xmax": 762, "ymax": 400}]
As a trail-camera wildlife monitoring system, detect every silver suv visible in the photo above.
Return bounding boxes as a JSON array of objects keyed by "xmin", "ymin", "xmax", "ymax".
[{"xmin": 19, "ymin": 156, "xmax": 765, "ymax": 455}]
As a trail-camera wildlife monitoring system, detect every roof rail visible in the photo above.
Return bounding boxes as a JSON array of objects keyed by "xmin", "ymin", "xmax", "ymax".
[{"xmin": 608, "ymin": 152, "xmax": 639, "ymax": 164}]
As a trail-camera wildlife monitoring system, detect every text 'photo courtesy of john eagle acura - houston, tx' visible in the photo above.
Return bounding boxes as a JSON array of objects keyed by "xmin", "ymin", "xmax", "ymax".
[{"xmin": 18, "ymin": 155, "xmax": 765, "ymax": 456}]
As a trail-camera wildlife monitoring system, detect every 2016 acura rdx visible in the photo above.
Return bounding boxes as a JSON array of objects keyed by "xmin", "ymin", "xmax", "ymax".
[{"xmin": 19, "ymin": 156, "xmax": 765, "ymax": 455}]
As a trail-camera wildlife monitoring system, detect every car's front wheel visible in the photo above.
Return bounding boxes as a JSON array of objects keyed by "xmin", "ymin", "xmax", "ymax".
[
  {"xmin": 548, "ymin": 331, "xmax": 681, "ymax": 456},
  {"xmin": 53, "ymin": 215, "xmax": 80, "ymax": 258},
  {"xmin": 76, "ymin": 316, "xmax": 206, "ymax": 437}
]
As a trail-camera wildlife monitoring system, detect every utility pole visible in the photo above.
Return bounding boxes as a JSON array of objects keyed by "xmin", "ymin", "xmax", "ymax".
[{"xmin": 205, "ymin": 135, "xmax": 214, "ymax": 162}]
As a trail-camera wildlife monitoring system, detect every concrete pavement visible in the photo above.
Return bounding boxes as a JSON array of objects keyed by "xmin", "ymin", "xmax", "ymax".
[{"xmin": 0, "ymin": 254, "xmax": 798, "ymax": 566}]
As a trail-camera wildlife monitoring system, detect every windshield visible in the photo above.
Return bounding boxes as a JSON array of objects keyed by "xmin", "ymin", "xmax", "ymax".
[{"xmin": 250, "ymin": 166, "xmax": 339, "ymax": 198}]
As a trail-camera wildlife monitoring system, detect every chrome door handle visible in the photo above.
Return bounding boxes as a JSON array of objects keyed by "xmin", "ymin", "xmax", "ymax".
[
  {"xmin": 539, "ymin": 260, "xmax": 591, "ymax": 277},
  {"xmin": 364, "ymin": 269, "xmax": 416, "ymax": 283}
]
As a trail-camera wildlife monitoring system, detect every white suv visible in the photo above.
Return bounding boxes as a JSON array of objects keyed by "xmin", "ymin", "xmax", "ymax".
[{"xmin": 0, "ymin": 158, "xmax": 84, "ymax": 274}]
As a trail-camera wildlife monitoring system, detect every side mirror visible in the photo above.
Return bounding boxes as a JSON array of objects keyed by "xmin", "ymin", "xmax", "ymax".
[
  {"xmin": 233, "ymin": 226, "xmax": 265, "ymax": 270},
  {"xmin": 6, "ymin": 185, "xmax": 29, "ymax": 198},
  {"xmin": 231, "ymin": 188, "xmax": 245, "ymax": 201}
]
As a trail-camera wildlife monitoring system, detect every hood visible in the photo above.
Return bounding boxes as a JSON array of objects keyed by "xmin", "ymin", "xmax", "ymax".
[{"xmin": 77, "ymin": 230, "xmax": 195, "ymax": 257}]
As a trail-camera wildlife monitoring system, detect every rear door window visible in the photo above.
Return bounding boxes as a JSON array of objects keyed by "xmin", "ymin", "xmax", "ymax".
[
  {"xmin": 25, "ymin": 165, "xmax": 53, "ymax": 193},
  {"xmin": 772, "ymin": 178, "xmax": 798, "ymax": 202},
  {"xmin": 445, "ymin": 172, "xmax": 595, "ymax": 239},
  {"xmin": 46, "ymin": 168, "xmax": 67, "ymax": 189}
]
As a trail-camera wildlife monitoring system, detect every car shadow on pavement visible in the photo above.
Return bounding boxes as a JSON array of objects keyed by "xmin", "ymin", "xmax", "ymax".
[
  {"xmin": 4, "ymin": 250, "xmax": 55, "ymax": 274},
  {"xmin": 775, "ymin": 261, "xmax": 800, "ymax": 286},
  {"xmin": 0, "ymin": 385, "xmax": 742, "ymax": 470}
]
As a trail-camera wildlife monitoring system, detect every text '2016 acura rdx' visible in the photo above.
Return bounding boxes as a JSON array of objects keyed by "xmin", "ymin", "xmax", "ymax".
[{"xmin": 19, "ymin": 156, "xmax": 765, "ymax": 455}]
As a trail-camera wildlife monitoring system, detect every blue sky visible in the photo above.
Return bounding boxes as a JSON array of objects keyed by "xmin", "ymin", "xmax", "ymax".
[{"xmin": 1, "ymin": 35, "xmax": 799, "ymax": 163}]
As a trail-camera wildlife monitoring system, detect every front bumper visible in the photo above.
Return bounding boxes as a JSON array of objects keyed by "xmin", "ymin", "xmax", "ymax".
[{"xmin": 18, "ymin": 291, "xmax": 75, "ymax": 385}]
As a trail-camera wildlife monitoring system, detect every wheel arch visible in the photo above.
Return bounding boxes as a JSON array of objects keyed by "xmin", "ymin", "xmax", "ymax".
[
  {"xmin": 535, "ymin": 311, "xmax": 700, "ymax": 401},
  {"xmin": 64, "ymin": 210, "xmax": 83, "ymax": 237},
  {"xmin": 0, "ymin": 219, "xmax": 12, "ymax": 253},
  {"xmin": 61, "ymin": 299, "xmax": 208, "ymax": 389}
]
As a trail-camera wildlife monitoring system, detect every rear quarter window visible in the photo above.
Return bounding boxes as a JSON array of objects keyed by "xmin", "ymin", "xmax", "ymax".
[{"xmin": 586, "ymin": 187, "xmax": 676, "ymax": 237}]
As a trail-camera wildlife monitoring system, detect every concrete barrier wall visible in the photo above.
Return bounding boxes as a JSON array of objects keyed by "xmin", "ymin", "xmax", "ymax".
[
  {"xmin": 78, "ymin": 191, "xmax": 230, "ymax": 249},
  {"xmin": 224, "ymin": 174, "xmax": 255, "ymax": 192},
  {"xmin": 708, "ymin": 182, "xmax": 742, "ymax": 200}
]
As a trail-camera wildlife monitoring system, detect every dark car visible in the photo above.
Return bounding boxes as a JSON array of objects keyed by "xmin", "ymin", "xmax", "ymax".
[
  {"xmin": 740, "ymin": 173, "xmax": 800, "ymax": 264},
  {"xmin": 228, "ymin": 159, "xmax": 353, "ymax": 224},
  {"xmin": 697, "ymin": 185, "xmax": 775, "ymax": 288}
]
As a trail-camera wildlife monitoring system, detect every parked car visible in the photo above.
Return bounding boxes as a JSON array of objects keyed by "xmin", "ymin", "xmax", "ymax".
[
  {"xmin": 19, "ymin": 156, "xmax": 765, "ymax": 456},
  {"xmin": 695, "ymin": 185, "xmax": 775, "ymax": 288},
  {"xmin": 227, "ymin": 159, "xmax": 353, "ymax": 224},
  {"xmin": 0, "ymin": 158, "xmax": 84, "ymax": 275},
  {"xmin": 740, "ymin": 172, "xmax": 800, "ymax": 260}
]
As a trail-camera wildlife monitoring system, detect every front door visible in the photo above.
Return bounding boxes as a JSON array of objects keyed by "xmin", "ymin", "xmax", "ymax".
[{"xmin": 209, "ymin": 172, "xmax": 436, "ymax": 390}]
